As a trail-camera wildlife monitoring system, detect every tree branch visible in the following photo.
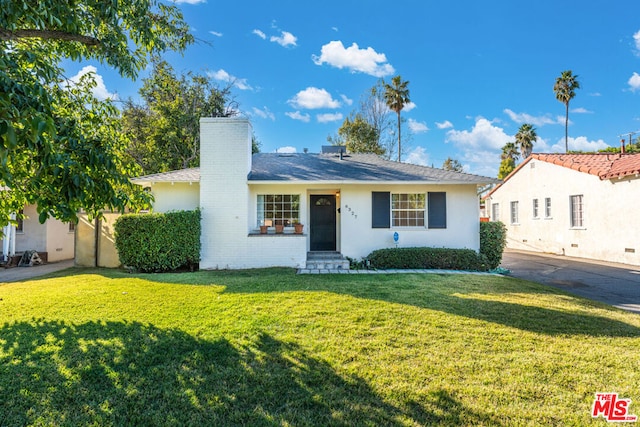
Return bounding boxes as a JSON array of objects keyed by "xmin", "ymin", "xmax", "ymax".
[{"xmin": 0, "ymin": 29, "xmax": 100, "ymax": 46}]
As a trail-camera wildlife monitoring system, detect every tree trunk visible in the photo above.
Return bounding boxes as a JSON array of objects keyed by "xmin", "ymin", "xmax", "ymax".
[
  {"xmin": 397, "ymin": 111, "xmax": 401, "ymax": 162},
  {"xmin": 564, "ymin": 103, "xmax": 569, "ymax": 153}
]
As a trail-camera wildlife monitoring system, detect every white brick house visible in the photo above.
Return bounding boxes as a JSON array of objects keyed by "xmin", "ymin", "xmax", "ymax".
[
  {"xmin": 484, "ymin": 153, "xmax": 640, "ymax": 266},
  {"xmin": 132, "ymin": 118, "xmax": 498, "ymax": 269}
]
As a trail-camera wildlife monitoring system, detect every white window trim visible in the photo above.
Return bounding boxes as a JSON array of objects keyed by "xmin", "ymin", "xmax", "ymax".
[{"xmin": 391, "ymin": 193, "xmax": 426, "ymax": 228}]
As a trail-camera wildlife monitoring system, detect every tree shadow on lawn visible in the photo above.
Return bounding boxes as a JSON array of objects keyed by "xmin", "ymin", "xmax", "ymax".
[
  {"xmin": 31, "ymin": 268, "xmax": 640, "ymax": 338},
  {"xmin": 214, "ymin": 272, "xmax": 640, "ymax": 338},
  {"xmin": 0, "ymin": 319, "xmax": 499, "ymax": 426}
]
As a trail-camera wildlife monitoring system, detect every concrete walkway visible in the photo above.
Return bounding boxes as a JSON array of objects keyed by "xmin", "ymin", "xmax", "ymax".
[
  {"xmin": 298, "ymin": 267, "xmax": 493, "ymax": 275},
  {"xmin": 0, "ymin": 259, "xmax": 75, "ymax": 283}
]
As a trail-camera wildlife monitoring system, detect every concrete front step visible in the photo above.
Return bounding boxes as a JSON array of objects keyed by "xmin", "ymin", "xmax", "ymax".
[{"xmin": 306, "ymin": 252, "xmax": 350, "ymax": 270}]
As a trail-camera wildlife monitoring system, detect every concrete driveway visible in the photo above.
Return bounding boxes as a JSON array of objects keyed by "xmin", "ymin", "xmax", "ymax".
[
  {"xmin": 500, "ymin": 249, "xmax": 640, "ymax": 314},
  {"xmin": 0, "ymin": 259, "xmax": 75, "ymax": 283}
]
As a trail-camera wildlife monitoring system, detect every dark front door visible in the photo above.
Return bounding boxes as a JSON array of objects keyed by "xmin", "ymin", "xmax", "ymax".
[{"xmin": 310, "ymin": 195, "xmax": 336, "ymax": 251}]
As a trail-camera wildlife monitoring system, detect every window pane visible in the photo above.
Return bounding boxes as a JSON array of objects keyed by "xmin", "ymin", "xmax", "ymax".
[
  {"xmin": 392, "ymin": 193, "xmax": 425, "ymax": 227},
  {"xmin": 257, "ymin": 194, "xmax": 300, "ymax": 227}
]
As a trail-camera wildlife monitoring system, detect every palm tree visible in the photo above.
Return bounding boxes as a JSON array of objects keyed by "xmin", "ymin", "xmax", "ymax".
[
  {"xmin": 553, "ymin": 70, "xmax": 580, "ymax": 153},
  {"xmin": 515, "ymin": 123, "xmax": 537, "ymax": 158},
  {"xmin": 383, "ymin": 75, "xmax": 410, "ymax": 162}
]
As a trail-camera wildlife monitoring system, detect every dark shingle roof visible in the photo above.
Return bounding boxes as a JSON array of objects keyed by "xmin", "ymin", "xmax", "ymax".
[
  {"xmin": 248, "ymin": 153, "xmax": 497, "ymax": 184},
  {"xmin": 131, "ymin": 168, "xmax": 200, "ymax": 185},
  {"xmin": 131, "ymin": 154, "xmax": 498, "ymax": 186}
]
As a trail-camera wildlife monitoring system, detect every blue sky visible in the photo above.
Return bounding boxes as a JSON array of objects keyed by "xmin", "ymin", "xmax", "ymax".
[{"xmin": 65, "ymin": 0, "xmax": 640, "ymax": 177}]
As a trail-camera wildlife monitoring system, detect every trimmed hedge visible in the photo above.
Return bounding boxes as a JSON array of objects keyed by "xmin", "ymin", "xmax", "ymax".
[
  {"xmin": 479, "ymin": 221, "xmax": 507, "ymax": 270},
  {"xmin": 114, "ymin": 210, "xmax": 201, "ymax": 272},
  {"xmin": 366, "ymin": 247, "xmax": 489, "ymax": 272}
]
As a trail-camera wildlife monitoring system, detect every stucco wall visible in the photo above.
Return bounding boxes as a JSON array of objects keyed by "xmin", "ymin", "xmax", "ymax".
[
  {"xmin": 150, "ymin": 182, "xmax": 199, "ymax": 213},
  {"xmin": 75, "ymin": 213, "xmax": 122, "ymax": 268},
  {"xmin": 6, "ymin": 204, "xmax": 74, "ymax": 261},
  {"xmin": 485, "ymin": 159, "xmax": 640, "ymax": 265},
  {"xmin": 248, "ymin": 182, "xmax": 481, "ymax": 261}
]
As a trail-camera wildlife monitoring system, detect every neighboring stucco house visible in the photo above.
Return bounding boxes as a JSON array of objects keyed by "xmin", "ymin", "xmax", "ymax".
[
  {"xmin": 132, "ymin": 118, "xmax": 498, "ymax": 269},
  {"xmin": 1, "ymin": 203, "xmax": 75, "ymax": 263},
  {"xmin": 484, "ymin": 153, "xmax": 640, "ymax": 266}
]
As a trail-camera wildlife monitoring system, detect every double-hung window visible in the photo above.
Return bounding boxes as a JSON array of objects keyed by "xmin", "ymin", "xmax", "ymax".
[
  {"xmin": 392, "ymin": 193, "xmax": 425, "ymax": 227},
  {"xmin": 570, "ymin": 195, "xmax": 584, "ymax": 228},
  {"xmin": 532, "ymin": 199, "xmax": 539, "ymax": 219},
  {"xmin": 257, "ymin": 194, "xmax": 300, "ymax": 227},
  {"xmin": 372, "ymin": 192, "xmax": 446, "ymax": 229}
]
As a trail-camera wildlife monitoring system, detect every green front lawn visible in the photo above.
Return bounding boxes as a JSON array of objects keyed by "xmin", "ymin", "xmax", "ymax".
[{"xmin": 1, "ymin": 268, "xmax": 638, "ymax": 426}]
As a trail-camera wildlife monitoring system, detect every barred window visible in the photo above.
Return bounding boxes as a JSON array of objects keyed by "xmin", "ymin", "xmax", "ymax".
[
  {"xmin": 510, "ymin": 201, "xmax": 519, "ymax": 224},
  {"xmin": 257, "ymin": 195, "xmax": 300, "ymax": 227},
  {"xmin": 570, "ymin": 195, "xmax": 584, "ymax": 228},
  {"xmin": 392, "ymin": 193, "xmax": 425, "ymax": 227}
]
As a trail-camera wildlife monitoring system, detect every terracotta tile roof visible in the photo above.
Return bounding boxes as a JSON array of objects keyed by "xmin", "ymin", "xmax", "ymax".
[
  {"xmin": 531, "ymin": 153, "xmax": 640, "ymax": 180},
  {"xmin": 484, "ymin": 152, "xmax": 640, "ymax": 200}
]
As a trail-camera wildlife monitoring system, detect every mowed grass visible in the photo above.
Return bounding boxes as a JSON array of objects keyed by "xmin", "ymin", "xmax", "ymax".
[{"xmin": 1, "ymin": 268, "xmax": 639, "ymax": 426}]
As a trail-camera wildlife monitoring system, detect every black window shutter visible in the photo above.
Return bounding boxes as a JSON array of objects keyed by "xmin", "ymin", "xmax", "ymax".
[
  {"xmin": 372, "ymin": 192, "xmax": 390, "ymax": 228},
  {"xmin": 428, "ymin": 192, "xmax": 447, "ymax": 229}
]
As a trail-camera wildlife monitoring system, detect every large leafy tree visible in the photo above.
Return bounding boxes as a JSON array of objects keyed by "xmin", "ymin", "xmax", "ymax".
[
  {"xmin": 497, "ymin": 142, "xmax": 520, "ymax": 179},
  {"xmin": 122, "ymin": 60, "xmax": 237, "ymax": 174},
  {"xmin": 442, "ymin": 157, "xmax": 464, "ymax": 172},
  {"xmin": 333, "ymin": 114, "xmax": 384, "ymax": 156},
  {"xmin": 329, "ymin": 80, "xmax": 397, "ymax": 158},
  {"xmin": 515, "ymin": 123, "xmax": 537, "ymax": 159},
  {"xmin": 0, "ymin": 0, "xmax": 192, "ymax": 226},
  {"xmin": 383, "ymin": 75, "xmax": 410, "ymax": 162},
  {"xmin": 553, "ymin": 70, "xmax": 580, "ymax": 153}
]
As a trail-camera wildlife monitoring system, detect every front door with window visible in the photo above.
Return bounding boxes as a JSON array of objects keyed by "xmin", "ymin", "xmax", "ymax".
[{"xmin": 310, "ymin": 195, "xmax": 336, "ymax": 251}]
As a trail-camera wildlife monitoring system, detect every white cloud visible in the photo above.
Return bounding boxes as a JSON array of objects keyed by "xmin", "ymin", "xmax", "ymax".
[
  {"xmin": 208, "ymin": 69, "xmax": 252, "ymax": 90},
  {"xmin": 571, "ymin": 107, "xmax": 593, "ymax": 114},
  {"xmin": 288, "ymin": 87, "xmax": 341, "ymax": 109},
  {"xmin": 253, "ymin": 29, "xmax": 266, "ymax": 39},
  {"xmin": 403, "ymin": 101, "xmax": 416, "ymax": 112},
  {"xmin": 252, "ymin": 106, "xmax": 275, "ymax": 121},
  {"xmin": 285, "ymin": 111, "xmax": 311, "ymax": 122},
  {"xmin": 503, "ymin": 108, "xmax": 563, "ymax": 126},
  {"xmin": 270, "ymin": 31, "xmax": 297, "ymax": 47},
  {"xmin": 276, "ymin": 146, "xmax": 297, "ymax": 153},
  {"xmin": 408, "ymin": 118, "xmax": 429, "ymax": 133},
  {"xmin": 441, "ymin": 118, "xmax": 514, "ymax": 177},
  {"xmin": 628, "ymin": 72, "xmax": 640, "ymax": 92},
  {"xmin": 634, "ymin": 30, "xmax": 640, "ymax": 51},
  {"xmin": 340, "ymin": 94, "xmax": 353, "ymax": 106},
  {"xmin": 68, "ymin": 65, "xmax": 117, "ymax": 100},
  {"xmin": 446, "ymin": 117, "xmax": 511, "ymax": 150},
  {"xmin": 405, "ymin": 146, "xmax": 430, "ymax": 167},
  {"xmin": 436, "ymin": 120, "xmax": 453, "ymax": 129},
  {"xmin": 317, "ymin": 113, "xmax": 343, "ymax": 123},
  {"xmin": 209, "ymin": 31, "xmax": 223, "ymax": 37},
  {"xmin": 312, "ymin": 41, "xmax": 395, "ymax": 77},
  {"xmin": 548, "ymin": 136, "xmax": 609, "ymax": 152}
]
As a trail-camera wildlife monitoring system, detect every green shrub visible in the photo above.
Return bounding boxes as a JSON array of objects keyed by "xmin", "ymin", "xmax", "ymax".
[
  {"xmin": 480, "ymin": 221, "xmax": 507, "ymax": 270},
  {"xmin": 114, "ymin": 210, "xmax": 201, "ymax": 272},
  {"xmin": 366, "ymin": 247, "xmax": 489, "ymax": 272}
]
